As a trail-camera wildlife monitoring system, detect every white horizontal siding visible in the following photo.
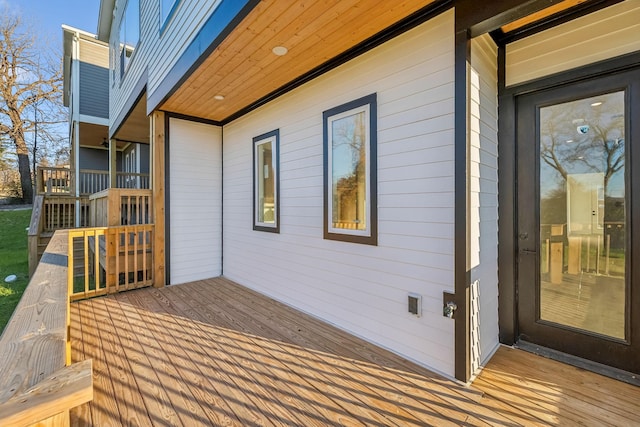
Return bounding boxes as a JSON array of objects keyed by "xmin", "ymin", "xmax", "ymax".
[
  {"xmin": 169, "ymin": 118, "xmax": 222, "ymax": 284},
  {"xmin": 507, "ymin": 0, "xmax": 640, "ymax": 86},
  {"xmin": 221, "ymin": 10, "xmax": 457, "ymax": 376},
  {"xmin": 469, "ymin": 34, "xmax": 499, "ymax": 375}
]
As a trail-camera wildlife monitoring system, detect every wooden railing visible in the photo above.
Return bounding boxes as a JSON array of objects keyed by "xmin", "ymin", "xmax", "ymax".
[
  {"xmin": 37, "ymin": 167, "xmax": 150, "ymax": 196},
  {"xmin": 89, "ymin": 189, "xmax": 152, "ymax": 227},
  {"xmin": 117, "ymin": 172, "xmax": 150, "ymax": 190},
  {"xmin": 27, "ymin": 195, "xmax": 45, "ymax": 277},
  {"xmin": 78, "ymin": 170, "xmax": 150, "ymax": 195},
  {"xmin": 68, "ymin": 225, "xmax": 154, "ymax": 301},
  {"xmin": 36, "ymin": 166, "xmax": 73, "ymax": 195},
  {"xmin": 77, "ymin": 169, "xmax": 109, "ymax": 195},
  {"xmin": 43, "ymin": 196, "xmax": 90, "ymax": 232},
  {"xmin": 28, "ymin": 195, "xmax": 90, "ymax": 277},
  {"xmin": 0, "ymin": 230, "xmax": 93, "ymax": 426}
]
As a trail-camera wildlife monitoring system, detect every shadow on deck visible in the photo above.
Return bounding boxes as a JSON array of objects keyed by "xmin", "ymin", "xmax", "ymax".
[{"xmin": 70, "ymin": 278, "xmax": 639, "ymax": 426}]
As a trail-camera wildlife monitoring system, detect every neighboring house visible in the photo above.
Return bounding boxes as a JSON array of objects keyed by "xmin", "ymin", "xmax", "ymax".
[
  {"xmin": 92, "ymin": 0, "xmax": 640, "ymax": 383},
  {"xmin": 27, "ymin": 26, "xmax": 152, "ymax": 275},
  {"xmin": 62, "ymin": 25, "xmax": 150, "ymax": 197}
]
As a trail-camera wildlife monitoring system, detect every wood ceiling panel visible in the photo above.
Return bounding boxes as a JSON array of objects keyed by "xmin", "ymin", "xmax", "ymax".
[
  {"xmin": 161, "ymin": 0, "xmax": 435, "ymax": 121},
  {"xmin": 178, "ymin": 0, "xmax": 389, "ymax": 116}
]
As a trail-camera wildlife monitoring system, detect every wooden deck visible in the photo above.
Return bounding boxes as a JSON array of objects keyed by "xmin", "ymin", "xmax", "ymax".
[{"xmin": 70, "ymin": 278, "xmax": 640, "ymax": 426}]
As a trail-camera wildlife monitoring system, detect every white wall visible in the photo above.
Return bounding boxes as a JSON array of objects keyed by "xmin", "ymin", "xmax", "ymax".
[
  {"xmin": 169, "ymin": 118, "xmax": 222, "ymax": 284},
  {"xmin": 469, "ymin": 34, "xmax": 499, "ymax": 375},
  {"xmin": 506, "ymin": 0, "xmax": 640, "ymax": 86},
  {"xmin": 222, "ymin": 11, "xmax": 457, "ymax": 376}
]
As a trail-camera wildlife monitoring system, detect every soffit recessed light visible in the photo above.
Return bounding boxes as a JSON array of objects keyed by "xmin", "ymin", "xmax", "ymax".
[
  {"xmin": 591, "ymin": 101, "xmax": 603, "ymax": 107},
  {"xmin": 272, "ymin": 46, "xmax": 288, "ymax": 56},
  {"xmin": 214, "ymin": 95, "xmax": 225, "ymax": 101}
]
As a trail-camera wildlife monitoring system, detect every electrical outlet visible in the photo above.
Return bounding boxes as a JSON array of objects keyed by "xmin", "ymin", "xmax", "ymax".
[{"xmin": 408, "ymin": 293, "xmax": 422, "ymax": 317}]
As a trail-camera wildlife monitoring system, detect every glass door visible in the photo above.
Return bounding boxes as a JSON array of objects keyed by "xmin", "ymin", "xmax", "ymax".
[{"xmin": 516, "ymin": 69, "xmax": 640, "ymax": 374}]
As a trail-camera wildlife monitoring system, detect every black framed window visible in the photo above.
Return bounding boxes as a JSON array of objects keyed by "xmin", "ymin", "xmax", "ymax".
[
  {"xmin": 253, "ymin": 129, "xmax": 280, "ymax": 233},
  {"xmin": 160, "ymin": 0, "xmax": 179, "ymax": 32},
  {"xmin": 323, "ymin": 93, "xmax": 377, "ymax": 245},
  {"xmin": 119, "ymin": 0, "xmax": 139, "ymax": 77}
]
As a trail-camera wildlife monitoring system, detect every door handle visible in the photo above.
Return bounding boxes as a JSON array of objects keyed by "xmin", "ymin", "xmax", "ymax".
[{"xmin": 519, "ymin": 249, "xmax": 537, "ymax": 255}]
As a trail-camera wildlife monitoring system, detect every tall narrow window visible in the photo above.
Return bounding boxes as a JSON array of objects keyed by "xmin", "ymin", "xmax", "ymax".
[
  {"xmin": 119, "ymin": 0, "xmax": 139, "ymax": 76},
  {"xmin": 253, "ymin": 130, "xmax": 279, "ymax": 233},
  {"xmin": 160, "ymin": 0, "xmax": 178, "ymax": 29},
  {"xmin": 323, "ymin": 94, "xmax": 377, "ymax": 245}
]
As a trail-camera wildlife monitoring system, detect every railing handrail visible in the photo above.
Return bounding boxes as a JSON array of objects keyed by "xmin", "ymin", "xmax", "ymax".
[
  {"xmin": 38, "ymin": 166, "xmax": 72, "ymax": 172},
  {"xmin": 28, "ymin": 194, "xmax": 45, "ymax": 238},
  {"xmin": 0, "ymin": 230, "xmax": 93, "ymax": 425}
]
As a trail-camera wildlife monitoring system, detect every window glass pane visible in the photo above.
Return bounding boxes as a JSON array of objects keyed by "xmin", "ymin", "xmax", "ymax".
[
  {"xmin": 253, "ymin": 131, "xmax": 279, "ymax": 232},
  {"xmin": 539, "ymin": 91, "xmax": 626, "ymax": 338},
  {"xmin": 161, "ymin": 0, "xmax": 177, "ymax": 24},
  {"xmin": 331, "ymin": 111, "xmax": 367, "ymax": 231},
  {"xmin": 124, "ymin": 0, "xmax": 139, "ymax": 48},
  {"xmin": 257, "ymin": 141, "xmax": 275, "ymax": 224},
  {"xmin": 120, "ymin": 0, "xmax": 139, "ymax": 75}
]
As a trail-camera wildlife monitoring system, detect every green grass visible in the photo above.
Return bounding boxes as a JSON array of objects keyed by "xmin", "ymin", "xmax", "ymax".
[{"xmin": 0, "ymin": 209, "xmax": 31, "ymax": 335}]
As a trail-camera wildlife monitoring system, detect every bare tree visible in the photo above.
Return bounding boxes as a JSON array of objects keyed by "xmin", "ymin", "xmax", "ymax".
[
  {"xmin": 540, "ymin": 93, "xmax": 624, "ymax": 194},
  {"xmin": 0, "ymin": 12, "xmax": 62, "ymax": 203}
]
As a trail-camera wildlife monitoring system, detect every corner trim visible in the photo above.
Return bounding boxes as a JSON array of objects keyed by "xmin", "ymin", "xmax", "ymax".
[
  {"xmin": 164, "ymin": 113, "xmax": 171, "ymax": 284},
  {"xmin": 453, "ymin": 24, "xmax": 470, "ymax": 383}
]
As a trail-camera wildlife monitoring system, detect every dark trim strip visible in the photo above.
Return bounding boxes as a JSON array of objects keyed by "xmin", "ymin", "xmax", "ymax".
[
  {"xmin": 453, "ymin": 25, "xmax": 470, "ymax": 383},
  {"xmin": 110, "ymin": 69, "xmax": 147, "ymax": 139},
  {"xmin": 163, "ymin": 111, "xmax": 222, "ymax": 127},
  {"xmin": 222, "ymin": 0, "xmax": 452, "ymax": 125},
  {"xmin": 220, "ymin": 125, "xmax": 224, "ymax": 276},
  {"xmin": 455, "ymin": 0, "xmax": 564, "ymax": 37},
  {"xmin": 497, "ymin": 43, "xmax": 517, "ymax": 345},
  {"xmin": 252, "ymin": 129, "xmax": 280, "ymax": 234},
  {"xmin": 147, "ymin": 0, "xmax": 260, "ymax": 115},
  {"xmin": 493, "ymin": 0, "xmax": 623, "ymax": 44},
  {"xmin": 164, "ymin": 112, "xmax": 171, "ymax": 285}
]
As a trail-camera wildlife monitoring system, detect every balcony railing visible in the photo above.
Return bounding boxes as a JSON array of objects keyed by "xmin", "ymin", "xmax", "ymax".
[
  {"xmin": 78, "ymin": 169, "xmax": 150, "ymax": 195},
  {"xmin": 36, "ymin": 167, "xmax": 150, "ymax": 196},
  {"xmin": 36, "ymin": 166, "xmax": 73, "ymax": 195}
]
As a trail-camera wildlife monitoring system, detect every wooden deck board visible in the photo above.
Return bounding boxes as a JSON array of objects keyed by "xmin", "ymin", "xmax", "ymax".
[{"xmin": 70, "ymin": 278, "xmax": 640, "ymax": 426}]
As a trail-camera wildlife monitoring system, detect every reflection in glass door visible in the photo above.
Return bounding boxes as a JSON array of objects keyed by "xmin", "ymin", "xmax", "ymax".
[{"xmin": 538, "ymin": 91, "xmax": 626, "ymax": 339}]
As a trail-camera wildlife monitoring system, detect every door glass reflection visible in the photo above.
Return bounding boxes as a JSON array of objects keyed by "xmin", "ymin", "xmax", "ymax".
[{"xmin": 539, "ymin": 91, "xmax": 626, "ymax": 339}]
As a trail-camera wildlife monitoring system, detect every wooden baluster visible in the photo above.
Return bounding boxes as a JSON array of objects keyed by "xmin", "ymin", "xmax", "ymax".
[
  {"xmin": 133, "ymin": 227, "xmax": 139, "ymax": 287},
  {"xmin": 83, "ymin": 231, "xmax": 89, "ymax": 297}
]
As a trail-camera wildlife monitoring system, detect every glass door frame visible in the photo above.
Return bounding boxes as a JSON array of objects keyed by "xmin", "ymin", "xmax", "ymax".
[{"xmin": 498, "ymin": 54, "xmax": 640, "ymax": 373}]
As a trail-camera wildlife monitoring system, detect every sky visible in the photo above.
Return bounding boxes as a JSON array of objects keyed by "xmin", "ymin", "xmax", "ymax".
[{"xmin": 3, "ymin": 0, "xmax": 100, "ymax": 49}]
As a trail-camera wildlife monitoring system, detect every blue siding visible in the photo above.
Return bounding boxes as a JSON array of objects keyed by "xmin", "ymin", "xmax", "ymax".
[{"xmin": 79, "ymin": 62, "xmax": 109, "ymax": 118}]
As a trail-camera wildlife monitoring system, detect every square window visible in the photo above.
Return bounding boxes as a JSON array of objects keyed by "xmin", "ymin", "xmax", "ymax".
[
  {"xmin": 323, "ymin": 94, "xmax": 377, "ymax": 245},
  {"xmin": 253, "ymin": 130, "xmax": 280, "ymax": 233}
]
